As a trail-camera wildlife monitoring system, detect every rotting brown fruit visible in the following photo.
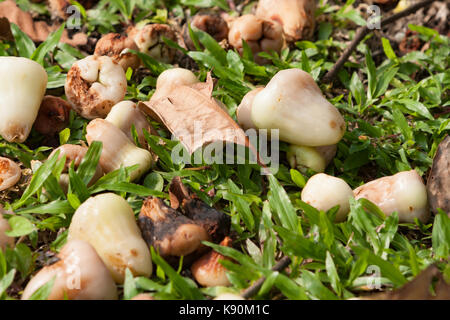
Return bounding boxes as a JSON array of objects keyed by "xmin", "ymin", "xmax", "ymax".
[
  {"xmin": 33, "ymin": 96, "xmax": 71, "ymax": 139},
  {"xmin": 22, "ymin": 239, "xmax": 118, "ymax": 300},
  {"xmin": 191, "ymin": 237, "xmax": 232, "ymax": 287},
  {"xmin": 129, "ymin": 24, "xmax": 177, "ymax": 64},
  {"xmin": 427, "ymin": 135, "xmax": 449, "ymax": 216},
  {"xmin": 138, "ymin": 197, "xmax": 210, "ymax": 266},
  {"xmin": 183, "ymin": 14, "xmax": 229, "ymax": 50},
  {"xmin": 0, "ymin": 157, "xmax": 21, "ymax": 192},
  {"xmin": 228, "ymin": 14, "xmax": 284, "ymax": 64},
  {"xmin": 94, "ymin": 33, "xmax": 141, "ymax": 71},
  {"xmin": 169, "ymin": 177, "xmax": 230, "ymax": 243},
  {"xmin": 255, "ymin": 0, "xmax": 316, "ymax": 41},
  {"xmin": 64, "ymin": 55, "xmax": 127, "ymax": 120}
]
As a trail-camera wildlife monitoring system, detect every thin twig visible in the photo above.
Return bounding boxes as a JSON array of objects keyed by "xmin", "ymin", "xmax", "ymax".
[
  {"xmin": 241, "ymin": 256, "xmax": 292, "ymax": 299},
  {"xmin": 322, "ymin": 0, "xmax": 435, "ymax": 83}
]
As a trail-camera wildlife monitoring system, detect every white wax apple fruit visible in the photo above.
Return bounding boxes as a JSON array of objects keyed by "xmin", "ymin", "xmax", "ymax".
[
  {"xmin": 86, "ymin": 119, "xmax": 153, "ymax": 182},
  {"xmin": 301, "ymin": 173, "xmax": 354, "ymax": 222},
  {"xmin": 22, "ymin": 240, "xmax": 118, "ymax": 300},
  {"xmin": 151, "ymin": 68, "xmax": 199, "ymax": 102},
  {"xmin": 68, "ymin": 193, "xmax": 152, "ymax": 283},
  {"xmin": 251, "ymin": 69, "xmax": 345, "ymax": 146},
  {"xmin": 354, "ymin": 170, "xmax": 430, "ymax": 223},
  {"xmin": 0, "ymin": 57, "xmax": 47, "ymax": 143}
]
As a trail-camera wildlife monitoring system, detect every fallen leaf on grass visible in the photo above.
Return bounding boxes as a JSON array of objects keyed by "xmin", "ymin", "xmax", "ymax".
[{"xmin": 0, "ymin": 0, "xmax": 87, "ymax": 47}]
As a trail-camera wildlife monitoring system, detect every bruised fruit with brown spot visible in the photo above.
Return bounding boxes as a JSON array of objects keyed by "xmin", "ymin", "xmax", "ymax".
[
  {"xmin": 130, "ymin": 24, "xmax": 177, "ymax": 64},
  {"xmin": 94, "ymin": 33, "xmax": 140, "ymax": 71},
  {"xmin": 169, "ymin": 177, "xmax": 230, "ymax": 243},
  {"xmin": 65, "ymin": 55, "xmax": 127, "ymax": 120},
  {"xmin": 138, "ymin": 197, "xmax": 210, "ymax": 266},
  {"xmin": 191, "ymin": 237, "xmax": 232, "ymax": 287}
]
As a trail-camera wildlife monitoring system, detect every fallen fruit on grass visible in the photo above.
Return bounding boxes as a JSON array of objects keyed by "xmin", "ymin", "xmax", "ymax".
[
  {"xmin": 236, "ymin": 87, "xmax": 264, "ymax": 131},
  {"xmin": 68, "ymin": 193, "xmax": 152, "ymax": 283},
  {"xmin": 86, "ymin": 119, "xmax": 153, "ymax": 182},
  {"xmin": 130, "ymin": 24, "xmax": 177, "ymax": 63},
  {"xmin": 256, "ymin": 0, "xmax": 316, "ymax": 41},
  {"xmin": 0, "ymin": 157, "xmax": 21, "ymax": 191},
  {"xmin": 0, "ymin": 57, "xmax": 47, "ymax": 143},
  {"xmin": 94, "ymin": 33, "xmax": 141, "ymax": 71},
  {"xmin": 105, "ymin": 101, "xmax": 155, "ymax": 148},
  {"xmin": 287, "ymin": 145, "xmax": 327, "ymax": 173},
  {"xmin": 251, "ymin": 68, "xmax": 346, "ymax": 146},
  {"xmin": 65, "ymin": 55, "xmax": 127, "ymax": 119},
  {"xmin": 138, "ymin": 197, "xmax": 210, "ymax": 264},
  {"xmin": 0, "ymin": 206, "xmax": 14, "ymax": 251},
  {"xmin": 214, "ymin": 293, "xmax": 244, "ymax": 300},
  {"xmin": 228, "ymin": 14, "xmax": 284, "ymax": 64},
  {"xmin": 131, "ymin": 293, "xmax": 154, "ymax": 300},
  {"xmin": 191, "ymin": 237, "xmax": 232, "ymax": 287},
  {"xmin": 169, "ymin": 177, "xmax": 230, "ymax": 243},
  {"xmin": 354, "ymin": 170, "xmax": 430, "ymax": 223},
  {"xmin": 150, "ymin": 67, "xmax": 199, "ymax": 102},
  {"xmin": 426, "ymin": 135, "xmax": 449, "ymax": 216},
  {"xmin": 301, "ymin": 173, "xmax": 354, "ymax": 222},
  {"xmin": 22, "ymin": 239, "xmax": 118, "ymax": 300},
  {"xmin": 183, "ymin": 13, "xmax": 229, "ymax": 50},
  {"xmin": 33, "ymin": 96, "xmax": 71, "ymax": 137}
]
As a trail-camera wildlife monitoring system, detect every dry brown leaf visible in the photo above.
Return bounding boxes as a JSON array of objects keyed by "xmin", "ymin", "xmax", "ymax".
[
  {"xmin": 138, "ymin": 74, "xmax": 263, "ymax": 166},
  {"xmin": 0, "ymin": 17, "xmax": 13, "ymax": 42},
  {"xmin": 0, "ymin": 0, "xmax": 87, "ymax": 47},
  {"xmin": 362, "ymin": 264, "xmax": 450, "ymax": 300},
  {"xmin": 427, "ymin": 135, "xmax": 450, "ymax": 217}
]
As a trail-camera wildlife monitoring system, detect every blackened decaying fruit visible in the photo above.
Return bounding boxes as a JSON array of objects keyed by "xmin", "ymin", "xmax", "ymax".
[
  {"xmin": 427, "ymin": 135, "xmax": 450, "ymax": 216},
  {"xmin": 138, "ymin": 197, "xmax": 210, "ymax": 266},
  {"xmin": 169, "ymin": 177, "xmax": 231, "ymax": 243},
  {"xmin": 183, "ymin": 14, "xmax": 229, "ymax": 50},
  {"xmin": 34, "ymin": 96, "xmax": 71, "ymax": 136}
]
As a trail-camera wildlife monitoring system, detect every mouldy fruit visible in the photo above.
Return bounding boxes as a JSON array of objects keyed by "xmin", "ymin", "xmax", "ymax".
[
  {"xmin": 354, "ymin": 170, "xmax": 430, "ymax": 223},
  {"xmin": 150, "ymin": 67, "xmax": 199, "ymax": 102},
  {"xmin": 105, "ymin": 100, "xmax": 155, "ymax": 148},
  {"xmin": 191, "ymin": 237, "xmax": 232, "ymax": 287},
  {"xmin": 130, "ymin": 24, "xmax": 177, "ymax": 64},
  {"xmin": 0, "ymin": 57, "xmax": 47, "ymax": 143},
  {"xmin": 183, "ymin": 13, "xmax": 229, "ymax": 50},
  {"xmin": 426, "ymin": 136, "xmax": 449, "ymax": 216},
  {"xmin": 138, "ymin": 197, "xmax": 210, "ymax": 265},
  {"xmin": 228, "ymin": 14, "xmax": 284, "ymax": 64},
  {"xmin": 251, "ymin": 68, "xmax": 346, "ymax": 146},
  {"xmin": 0, "ymin": 157, "xmax": 21, "ymax": 191},
  {"xmin": 256, "ymin": 0, "xmax": 316, "ymax": 41},
  {"xmin": 22, "ymin": 240, "xmax": 118, "ymax": 300},
  {"xmin": 68, "ymin": 193, "xmax": 152, "ymax": 283},
  {"xmin": 0, "ymin": 206, "xmax": 14, "ymax": 251},
  {"xmin": 86, "ymin": 119, "xmax": 153, "ymax": 182},
  {"xmin": 64, "ymin": 55, "xmax": 127, "ymax": 119},
  {"xmin": 301, "ymin": 173, "xmax": 354, "ymax": 222},
  {"xmin": 94, "ymin": 33, "xmax": 141, "ymax": 71}
]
